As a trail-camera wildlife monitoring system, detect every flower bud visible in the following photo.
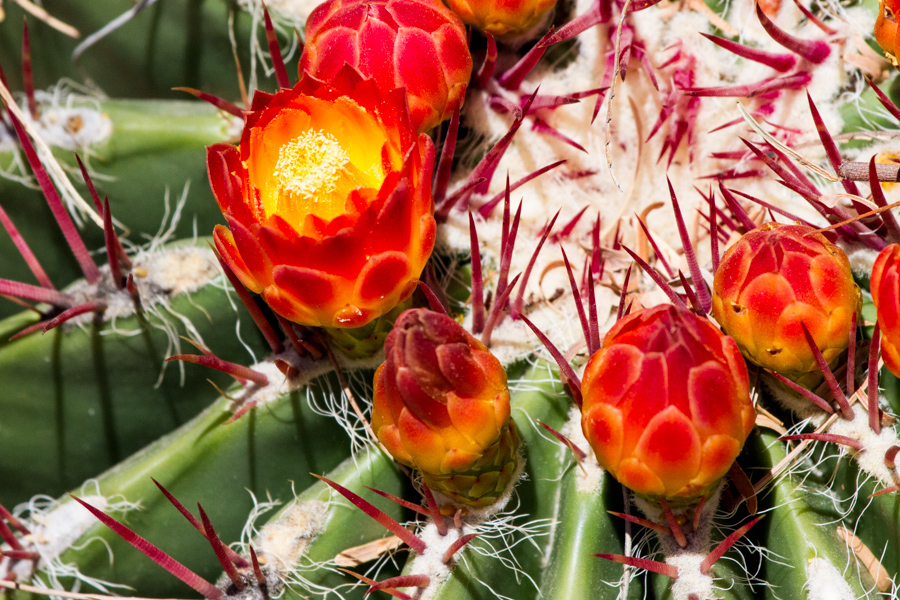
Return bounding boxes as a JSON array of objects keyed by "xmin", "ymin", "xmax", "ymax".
[
  {"xmin": 443, "ymin": 0, "xmax": 557, "ymax": 37},
  {"xmin": 581, "ymin": 304, "xmax": 755, "ymax": 499},
  {"xmin": 300, "ymin": 0, "xmax": 472, "ymax": 133},
  {"xmin": 372, "ymin": 308, "xmax": 519, "ymax": 507},
  {"xmin": 210, "ymin": 67, "xmax": 436, "ymax": 330},
  {"xmin": 871, "ymin": 244, "xmax": 900, "ymax": 377},
  {"xmin": 712, "ymin": 223, "xmax": 861, "ymax": 388},
  {"xmin": 876, "ymin": 0, "xmax": 900, "ymax": 68}
]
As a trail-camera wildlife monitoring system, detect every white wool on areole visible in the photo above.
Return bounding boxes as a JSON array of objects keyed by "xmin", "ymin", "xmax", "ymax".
[
  {"xmin": 448, "ymin": 0, "xmax": 865, "ymax": 306},
  {"xmin": 238, "ymin": 0, "xmax": 319, "ymax": 24},
  {"xmin": 560, "ymin": 405, "xmax": 606, "ymax": 494},
  {"xmin": 806, "ymin": 557, "xmax": 857, "ymax": 600}
]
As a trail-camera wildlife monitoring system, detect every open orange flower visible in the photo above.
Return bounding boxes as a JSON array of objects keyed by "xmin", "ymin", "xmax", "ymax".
[
  {"xmin": 581, "ymin": 305, "xmax": 755, "ymax": 500},
  {"xmin": 209, "ymin": 67, "xmax": 436, "ymax": 329}
]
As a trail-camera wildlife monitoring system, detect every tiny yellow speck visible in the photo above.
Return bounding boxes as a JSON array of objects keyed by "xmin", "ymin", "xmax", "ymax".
[{"xmin": 134, "ymin": 268, "xmax": 149, "ymax": 278}]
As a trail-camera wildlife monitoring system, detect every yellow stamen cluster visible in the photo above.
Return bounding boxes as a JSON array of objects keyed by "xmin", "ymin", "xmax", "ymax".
[{"xmin": 268, "ymin": 130, "xmax": 378, "ymax": 222}]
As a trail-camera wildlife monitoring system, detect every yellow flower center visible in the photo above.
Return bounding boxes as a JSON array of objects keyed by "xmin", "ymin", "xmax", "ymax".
[
  {"xmin": 248, "ymin": 96, "xmax": 395, "ymax": 226},
  {"xmin": 267, "ymin": 129, "xmax": 381, "ymax": 223}
]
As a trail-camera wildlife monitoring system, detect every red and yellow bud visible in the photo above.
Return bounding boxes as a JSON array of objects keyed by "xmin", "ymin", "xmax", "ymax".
[
  {"xmin": 443, "ymin": 0, "xmax": 557, "ymax": 37},
  {"xmin": 876, "ymin": 0, "xmax": 900, "ymax": 67},
  {"xmin": 871, "ymin": 244, "xmax": 900, "ymax": 377},
  {"xmin": 300, "ymin": 0, "xmax": 472, "ymax": 133},
  {"xmin": 372, "ymin": 308, "xmax": 519, "ymax": 507},
  {"xmin": 712, "ymin": 223, "xmax": 861, "ymax": 388},
  {"xmin": 209, "ymin": 67, "xmax": 436, "ymax": 330},
  {"xmin": 581, "ymin": 304, "xmax": 755, "ymax": 500}
]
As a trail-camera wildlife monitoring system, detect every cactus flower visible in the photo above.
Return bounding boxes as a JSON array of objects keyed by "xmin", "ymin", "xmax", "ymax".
[
  {"xmin": 876, "ymin": 0, "xmax": 900, "ymax": 67},
  {"xmin": 871, "ymin": 244, "xmax": 900, "ymax": 377},
  {"xmin": 371, "ymin": 308, "xmax": 520, "ymax": 508},
  {"xmin": 209, "ymin": 67, "xmax": 436, "ymax": 329},
  {"xmin": 711, "ymin": 223, "xmax": 861, "ymax": 388},
  {"xmin": 581, "ymin": 304, "xmax": 755, "ymax": 499},
  {"xmin": 443, "ymin": 0, "xmax": 557, "ymax": 37},
  {"xmin": 299, "ymin": 0, "xmax": 472, "ymax": 133}
]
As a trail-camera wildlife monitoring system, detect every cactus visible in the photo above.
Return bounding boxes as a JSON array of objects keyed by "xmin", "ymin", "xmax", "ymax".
[{"xmin": 4, "ymin": 1, "xmax": 900, "ymax": 600}]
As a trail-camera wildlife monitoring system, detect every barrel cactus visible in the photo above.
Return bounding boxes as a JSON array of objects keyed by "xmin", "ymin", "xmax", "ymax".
[{"xmin": 2, "ymin": 1, "xmax": 900, "ymax": 600}]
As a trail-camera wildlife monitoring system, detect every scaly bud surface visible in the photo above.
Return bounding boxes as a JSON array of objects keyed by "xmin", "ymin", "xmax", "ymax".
[
  {"xmin": 871, "ymin": 244, "xmax": 900, "ymax": 377},
  {"xmin": 300, "ymin": 0, "xmax": 472, "ymax": 133},
  {"xmin": 581, "ymin": 304, "xmax": 755, "ymax": 499},
  {"xmin": 372, "ymin": 308, "xmax": 520, "ymax": 508},
  {"xmin": 443, "ymin": 0, "xmax": 557, "ymax": 37},
  {"xmin": 712, "ymin": 223, "xmax": 861, "ymax": 388},
  {"xmin": 209, "ymin": 67, "xmax": 436, "ymax": 329}
]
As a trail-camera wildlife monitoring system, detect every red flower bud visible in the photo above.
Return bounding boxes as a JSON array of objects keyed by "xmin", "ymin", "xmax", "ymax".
[
  {"xmin": 712, "ymin": 223, "xmax": 861, "ymax": 388},
  {"xmin": 876, "ymin": 0, "xmax": 900, "ymax": 67},
  {"xmin": 300, "ymin": 0, "xmax": 472, "ymax": 133},
  {"xmin": 443, "ymin": 0, "xmax": 557, "ymax": 37},
  {"xmin": 581, "ymin": 305, "xmax": 755, "ymax": 499}
]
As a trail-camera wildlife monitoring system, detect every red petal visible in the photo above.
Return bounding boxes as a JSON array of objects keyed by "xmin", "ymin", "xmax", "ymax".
[
  {"xmin": 228, "ymin": 217, "xmax": 273, "ymax": 286},
  {"xmin": 356, "ymin": 251, "xmax": 411, "ymax": 303},
  {"xmin": 271, "ymin": 265, "xmax": 342, "ymax": 324},
  {"xmin": 214, "ymin": 225, "xmax": 262, "ymax": 293}
]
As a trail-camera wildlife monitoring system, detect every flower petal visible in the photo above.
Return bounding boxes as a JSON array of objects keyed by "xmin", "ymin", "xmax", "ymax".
[{"xmin": 634, "ymin": 405, "xmax": 702, "ymax": 496}]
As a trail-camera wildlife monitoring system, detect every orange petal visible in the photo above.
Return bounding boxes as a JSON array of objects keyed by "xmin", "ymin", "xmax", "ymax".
[
  {"xmin": 876, "ymin": 267, "xmax": 900, "ymax": 335},
  {"xmin": 742, "ymin": 272, "xmax": 795, "ymax": 340},
  {"xmin": 446, "ymin": 393, "xmax": 500, "ymax": 448},
  {"xmin": 618, "ymin": 353, "xmax": 668, "ymax": 455},
  {"xmin": 398, "ymin": 408, "xmax": 446, "ymax": 475},
  {"xmin": 378, "ymin": 424, "xmax": 413, "ymax": 467},
  {"xmin": 582, "ymin": 404, "xmax": 624, "ymax": 472},
  {"xmin": 715, "ymin": 240, "xmax": 753, "ymax": 301},
  {"xmin": 616, "ymin": 457, "xmax": 666, "ymax": 497},
  {"xmin": 688, "ymin": 360, "xmax": 742, "ymax": 440},
  {"xmin": 771, "ymin": 301, "xmax": 826, "ymax": 374},
  {"xmin": 206, "ymin": 143, "xmax": 246, "ymax": 217},
  {"xmin": 582, "ymin": 344, "xmax": 643, "ymax": 408},
  {"xmin": 634, "ymin": 405, "xmax": 701, "ymax": 496},
  {"xmin": 871, "ymin": 245, "xmax": 900, "ymax": 308},
  {"xmin": 440, "ymin": 448, "xmax": 482, "ymax": 474},
  {"xmin": 688, "ymin": 434, "xmax": 740, "ymax": 494},
  {"xmin": 809, "ymin": 253, "xmax": 852, "ymax": 310},
  {"xmin": 777, "ymin": 249, "xmax": 815, "ymax": 305},
  {"xmin": 882, "ymin": 333, "xmax": 900, "ymax": 379}
]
